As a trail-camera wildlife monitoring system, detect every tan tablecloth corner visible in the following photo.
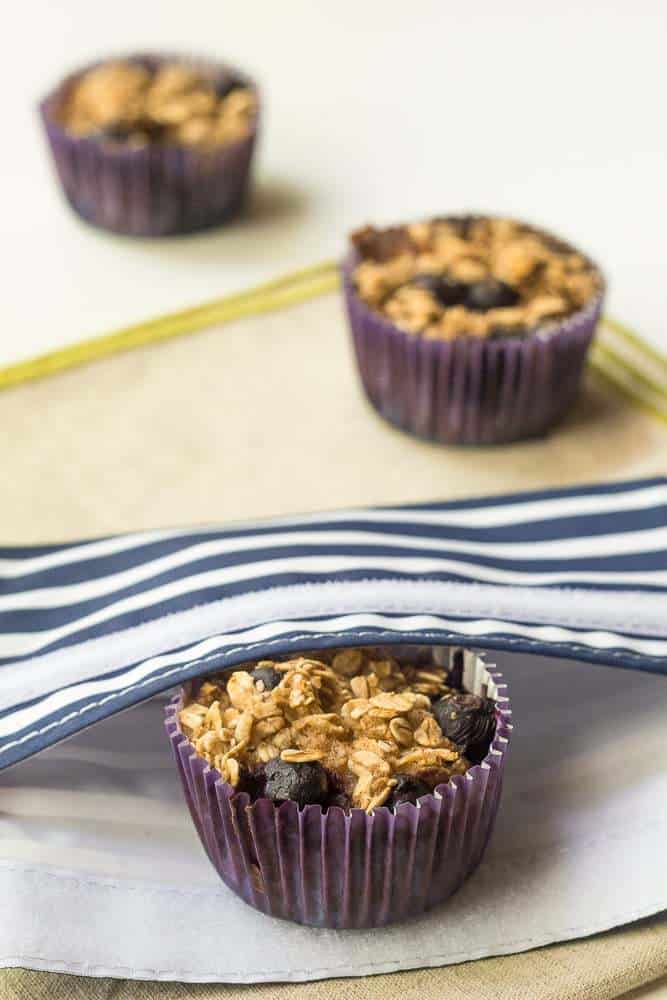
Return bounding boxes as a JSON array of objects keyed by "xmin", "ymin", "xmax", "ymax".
[
  {"xmin": 0, "ymin": 294, "xmax": 664, "ymax": 544},
  {"xmin": 2, "ymin": 914, "xmax": 666, "ymax": 1000}
]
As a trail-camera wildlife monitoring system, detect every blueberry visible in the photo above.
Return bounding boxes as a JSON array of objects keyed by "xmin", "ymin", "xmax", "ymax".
[
  {"xmin": 465, "ymin": 279, "xmax": 520, "ymax": 312},
  {"xmin": 433, "ymin": 693, "xmax": 497, "ymax": 762},
  {"xmin": 263, "ymin": 758, "xmax": 329, "ymax": 808},
  {"xmin": 251, "ymin": 666, "xmax": 282, "ymax": 691},
  {"xmin": 411, "ymin": 273, "xmax": 468, "ymax": 307},
  {"xmin": 385, "ymin": 773, "xmax": 431, "ymax": 808},
  {"xmin": 235, "ymin": 765, "xmax": 266, "ymax": 799}
]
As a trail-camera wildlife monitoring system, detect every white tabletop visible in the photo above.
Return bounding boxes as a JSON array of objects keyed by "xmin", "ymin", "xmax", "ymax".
[{"xmin": 5, "ymin": 0, "xmax": 667, "ymax": 368}]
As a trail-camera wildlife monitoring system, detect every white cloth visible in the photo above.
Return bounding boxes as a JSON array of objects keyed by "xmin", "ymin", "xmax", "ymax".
[{"xmin": 1, "ymin": 651, "xmax": 665, "ymax": 984}]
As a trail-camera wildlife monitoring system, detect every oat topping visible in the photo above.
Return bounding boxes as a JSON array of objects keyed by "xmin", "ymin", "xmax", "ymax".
[
  {"xmin": 351, "ymin": 217, "xmax": 602, "ymax": 340},
  {"xmin": 60, "ymin": 60, "xmax": 257, "ymax": 149},
  {"xmin": 178, "ymin": 648, "xmax": 492, "ymax": 813}
]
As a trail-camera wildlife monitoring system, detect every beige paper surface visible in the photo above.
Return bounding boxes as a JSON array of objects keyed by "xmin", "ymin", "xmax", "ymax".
[{"xmin": 0, "ymin": 294, "xmax": 664, "ymax": 543}]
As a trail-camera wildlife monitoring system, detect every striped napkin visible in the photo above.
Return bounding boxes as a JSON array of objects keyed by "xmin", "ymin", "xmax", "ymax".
[{"xmin": 1, "ymin": 477, "xmax": 665, "ymax": 771}]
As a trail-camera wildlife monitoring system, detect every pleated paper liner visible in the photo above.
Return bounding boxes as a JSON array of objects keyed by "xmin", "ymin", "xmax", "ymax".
[
  {"xmin": 39, "ymin": 54, "xmax": 259, "ymax": 237},
  {"xmin": 165, "ymin": 646, "xmax": 512, "ymax": 929},
  {"xmin": 342, "ymin": 241, "xmax": 605, "ymax": 446}
]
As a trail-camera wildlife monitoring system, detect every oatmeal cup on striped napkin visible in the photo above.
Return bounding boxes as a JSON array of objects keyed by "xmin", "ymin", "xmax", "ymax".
[{"xmin": 166, "ymin": 645, "xmax": 511, "ymax": 928}]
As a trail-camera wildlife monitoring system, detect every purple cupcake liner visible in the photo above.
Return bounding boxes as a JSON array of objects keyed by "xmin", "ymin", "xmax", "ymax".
[
  {"xmin": 342, "ymin": 229, "xmax": 605, "ymax": 445},
  {"xmin": 39, "ymin": 54, "xmax": 259, "ymax": 237},
  {"xmin": 164, "ymin": 646, "xmax": 512, "ymax": 929}
]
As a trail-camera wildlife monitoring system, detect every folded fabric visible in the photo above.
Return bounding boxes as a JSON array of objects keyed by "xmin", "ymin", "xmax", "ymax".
[
  {"xmin": 4, "ymin": 913, "xmax": 666, "ymax": 1000},
  {"xmin": 0, "ymin": 476, "xmax": 665, "ymax": 770}
]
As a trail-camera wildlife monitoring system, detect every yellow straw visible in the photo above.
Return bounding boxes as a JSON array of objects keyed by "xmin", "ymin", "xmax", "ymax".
[
  {"xmin": 589, "ymin": 345, "xmax": 667, "ymax": 423},
  {"xmin": 602, "ymin": 315, "xmax": 667, "ymax": 373},
  {"xmin": 0, "ymin": 260, "xmax": 339, "ymax": 392}
]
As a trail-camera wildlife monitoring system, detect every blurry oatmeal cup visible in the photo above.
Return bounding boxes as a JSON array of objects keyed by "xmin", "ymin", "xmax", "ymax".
[
  {"xmin": 39, "ymin": 53, "xmax": 259, "ymax": 236},
  {"xmin": 342, "ymin": 215, "xmax": 605, "ymax": 445},
  {"xmin": 165, "ymin": 645, "xmax": 512, "ymax": 928}
]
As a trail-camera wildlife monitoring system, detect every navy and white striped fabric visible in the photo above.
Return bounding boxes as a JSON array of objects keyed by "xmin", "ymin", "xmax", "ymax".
[{"xmin": 0, "ymin": 477, "xmax": 665, "ymax": 770}]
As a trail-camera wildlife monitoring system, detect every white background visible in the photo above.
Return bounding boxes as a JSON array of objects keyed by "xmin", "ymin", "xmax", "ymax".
[{"xmin": 4, "ymin": 0, "xmax": 667, "ymax": 367}]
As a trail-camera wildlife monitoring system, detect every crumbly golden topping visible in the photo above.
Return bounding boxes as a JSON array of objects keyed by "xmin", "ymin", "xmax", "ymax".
[
  {"xmin": 179, "ymin": 648, "xmax": 471, "ymax": 812},
  {"xmin": 351, "ymin": 217, "xmax": 602, "ymax": 340},
  {"xmin": 60, "ymin": 60, "xmax": 257, "ymax": 149}
]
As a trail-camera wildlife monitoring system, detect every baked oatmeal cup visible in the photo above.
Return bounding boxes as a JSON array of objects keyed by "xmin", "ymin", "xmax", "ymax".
[
  {"xmin": 166, "ymin": 645, "xmax": 511, "ymax": 928},
  {"xmin": 40, "ymin": 54, "xmax": 259, "ymax": 235},
  {"xmin": 343, "ymin": 216, "xmax": 605, "ymax": 444}
]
